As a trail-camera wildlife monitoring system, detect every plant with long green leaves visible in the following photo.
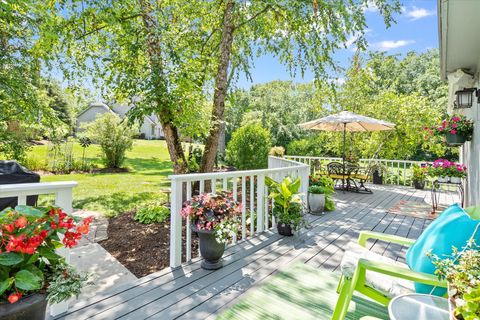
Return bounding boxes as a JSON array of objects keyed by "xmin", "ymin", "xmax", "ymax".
[{"xmin": 265, "ymin": 176, "xmax": 306, "ymax": 230}]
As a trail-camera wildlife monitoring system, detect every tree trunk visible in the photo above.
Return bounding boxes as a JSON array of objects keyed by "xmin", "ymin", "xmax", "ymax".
[
  {"xmin": 139, "ymin": 0, "xmax": 188, "ymax": 174},
  {"xmin": 200, "ymin": 0, "xmax": 236, "ymax": 173}
]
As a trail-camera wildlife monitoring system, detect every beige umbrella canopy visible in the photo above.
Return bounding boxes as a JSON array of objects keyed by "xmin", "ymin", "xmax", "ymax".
[
  {"xmin": 299, "ymin": 111, "xmax": 395, "ymax": 132},
  {"xmin": 299, "ymin": 111, "xmax": 395, "ymax": 170}
]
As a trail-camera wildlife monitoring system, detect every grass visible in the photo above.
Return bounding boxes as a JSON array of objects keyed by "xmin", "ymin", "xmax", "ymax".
[{"xmin": 28, "ymin": 140, "xmax": 173, "ymax": 217}]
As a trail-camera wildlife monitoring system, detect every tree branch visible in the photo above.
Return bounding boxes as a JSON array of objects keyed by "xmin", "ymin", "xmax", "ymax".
[{"xmin": 233, "ymin": 5, "xmax": 272, "ymax": 30}]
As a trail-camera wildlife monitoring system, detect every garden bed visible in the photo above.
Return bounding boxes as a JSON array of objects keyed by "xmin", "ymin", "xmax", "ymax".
[{"xmin": 99, "ymin": 211, "xmax": 198, "ymax": 278}]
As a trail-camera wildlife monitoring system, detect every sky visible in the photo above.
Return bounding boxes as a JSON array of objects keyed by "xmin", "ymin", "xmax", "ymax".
[{"xmin": 235, "ymin": 0, "xmax": 439, "ymax": 89}]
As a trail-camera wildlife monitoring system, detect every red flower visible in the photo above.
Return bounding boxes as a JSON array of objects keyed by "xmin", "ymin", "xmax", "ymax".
[
  {"xmin": 4, "ymin": 224, "xmax": 14, "ymax": 234},
  {"xmin": 8, "ymin": 292, "xmax": 21, "ymax": 304},
  {"xmin": 450, "ymin": 129, "xmax": 457, "ymax": 134},
  {"xmin": 14, "ymin": 216, "xmax": 27, "ymax": 229}
]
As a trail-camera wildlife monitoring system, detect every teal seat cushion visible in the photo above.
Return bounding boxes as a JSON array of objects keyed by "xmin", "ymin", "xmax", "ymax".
[{"xmin": 406, "ymin": 203, "xmax": 480, "ymax": 296}]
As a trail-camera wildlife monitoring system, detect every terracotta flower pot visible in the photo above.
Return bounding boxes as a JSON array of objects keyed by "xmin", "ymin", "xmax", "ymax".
[
  {"xmin": 0, "ymin": 293, "xmax": 47, "ymax": 320},
  {"xmin": 192, "ymin": 225, "xmax": 225, "ymax": 270}
]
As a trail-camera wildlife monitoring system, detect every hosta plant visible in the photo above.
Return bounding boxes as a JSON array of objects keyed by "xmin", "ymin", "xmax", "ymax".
[
  {"xmin": 181, "ymin": 192, "xmax": 242, "ymax": 244},
  {"xmin": 0, "ymin": 206, "xmax": 93, "ymax": 304},
  {"xmin": 429, "ymin": 240, "xmax": 480, "ymax": 320}
]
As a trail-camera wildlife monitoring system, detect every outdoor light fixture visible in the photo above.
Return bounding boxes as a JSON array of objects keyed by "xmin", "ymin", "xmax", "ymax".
[{"xmin": 454, "ymin": 88, "xmax": 477, "ymax": 108}]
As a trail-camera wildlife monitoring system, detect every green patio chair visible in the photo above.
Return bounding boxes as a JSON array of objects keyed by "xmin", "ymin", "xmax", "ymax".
[{"xmin": 331, "ymin": 231, "xmax": 447, "ymax": 320}]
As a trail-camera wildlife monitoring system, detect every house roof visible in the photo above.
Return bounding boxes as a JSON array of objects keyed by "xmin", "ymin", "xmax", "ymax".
[{"xmin": 77, "ymin": 102, "xmax": 114, "ymax": 118}]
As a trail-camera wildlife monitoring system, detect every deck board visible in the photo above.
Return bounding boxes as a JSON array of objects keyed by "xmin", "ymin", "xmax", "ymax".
[{"xmin": 57, "ymin": 185, "xmax": 459, "ymax": 320}]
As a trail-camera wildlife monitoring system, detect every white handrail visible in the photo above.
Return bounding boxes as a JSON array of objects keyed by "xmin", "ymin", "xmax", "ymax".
[
  {"xmin": 0, "ymin": 181, "xmax": 77, "ymax": 317},
  {"xmin": 284, "ymin": 155, "xmax": 427, "ymax": 187},
  {"xmin": 168, "ymin": 156, "xmax": 309, "ymax": 268}
]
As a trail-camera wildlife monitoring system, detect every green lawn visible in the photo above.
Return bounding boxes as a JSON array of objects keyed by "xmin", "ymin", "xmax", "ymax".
[{"xmin": 29, "ymin": 140, "xmax": 173, "ymax": 217}]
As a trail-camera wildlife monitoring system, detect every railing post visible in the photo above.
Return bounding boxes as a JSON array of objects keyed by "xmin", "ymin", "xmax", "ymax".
[
  {"xmin": 169, "ymin": 178, "xmax": 183, "ymax": 268},
  {"xmin": 50, "ymin": 187, "xmax": 74, "ymax": 317},
  {"xmin": 300, "ymin": 165, "xmax": 309, "ymax": 209},
  {"xmin": 256, "ymin": 174, "xmax": 265, "ymax": 233}
]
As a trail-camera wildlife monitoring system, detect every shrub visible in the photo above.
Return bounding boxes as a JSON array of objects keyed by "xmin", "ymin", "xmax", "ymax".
[
  {"xmin": 226, "ymin": 123, "xmax": 272, "ymax": 170},
  {"xmin": 269, "ymin": 146, "xmax": 285, "ymax": 157},
  {"xmin": 83, "ymin": 113, "xmax": 137, "ymax": 168},
  {"xmin": 134, "ymin": 202, "xmax": 170, "ymax": 224}
]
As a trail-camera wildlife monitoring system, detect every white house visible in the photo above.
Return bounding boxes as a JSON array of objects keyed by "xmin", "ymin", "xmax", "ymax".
[
  {"xmin": 76, "ymin": 102, "xmax": 164, "ymax": 140},
  {"xmin": 438, "ymin": 0, "xmax": 480, "ymax": 206}
]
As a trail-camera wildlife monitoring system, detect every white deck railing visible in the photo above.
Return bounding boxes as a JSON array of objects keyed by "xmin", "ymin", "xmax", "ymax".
[
  {"xmin": 284, "ymin": 155, "xmax": 426, "ymax": 186},
  {"xmin": 169, "ymin": 156, "xmax": 309, "ymax": 268},
  {"xmin": 0, "ymin": 181, "xmax": 77, "ymax": 317}
]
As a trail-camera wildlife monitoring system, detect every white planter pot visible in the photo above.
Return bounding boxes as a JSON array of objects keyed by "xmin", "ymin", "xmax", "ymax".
[
  {"xmin": 308, "ymin": 193, "xmax": 325, "ymax": 215},
  {"xmin": 450, "ymin": 177, "xmax": 462, "ymax": 184},
  {"xmin": 438, "ymin": 176, "xmax": 450, "ymax": 183}
]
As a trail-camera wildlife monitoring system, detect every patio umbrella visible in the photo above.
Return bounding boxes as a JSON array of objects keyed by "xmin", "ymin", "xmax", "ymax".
[{"xmin": 299, "ymin": 110, "xmax": 395, "ymax": 168}]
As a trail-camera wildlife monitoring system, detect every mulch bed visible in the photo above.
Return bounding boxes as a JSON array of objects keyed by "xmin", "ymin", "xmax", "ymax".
[{"xmin": 99, "ymin": 211, "xmax": 198, "ymax": 278}]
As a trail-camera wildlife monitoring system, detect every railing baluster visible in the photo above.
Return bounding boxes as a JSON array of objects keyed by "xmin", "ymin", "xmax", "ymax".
[
  {"xmin": 256, "ymin": 174, "xmax": 265, "ymax": 233},
  {"xmin": 250, "ymin": 176, "xmax": 254, "ymax": 236},
  {"xmin": 212, "ymin": 178, "xmax": 216, "ymax": 194},
  {"xmin": 223, "ymin": 178, "xmax": 228, "ymax": 191},
  {"xmin": 17, "ymin": 195, "xmax": 27, "ymax": 206},
  {"xmin": 199, "ymin": 180, "xmax": 205, "ymax": 194},
  {"xmin": 170, "ymin": 179, "xmax": 183, "ymax": 268},
  {"xmin": 241, "ymin": 176, "xmax": 246, "ymax": 239},
  {"xmin": 186, "ymin": 182, "xmax": 192, "ymax": 262}
]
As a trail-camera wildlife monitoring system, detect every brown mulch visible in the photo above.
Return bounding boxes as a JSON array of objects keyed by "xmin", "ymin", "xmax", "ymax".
[{"xmin": 99, "ymin": 211, "xmax": 199, "ymax": 278}]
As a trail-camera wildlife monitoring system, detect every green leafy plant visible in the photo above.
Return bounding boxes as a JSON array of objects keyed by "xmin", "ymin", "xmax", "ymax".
[
  {"xmin": 369, "ymin": 162, "xmax": 388, "ymax": 176},
  {"xmin": 0, "ymin": 206, "xmax": 92, "ymax": 304},
  {"xmin": 429, "ymin": 240, "xmax": 480, "ymax": 320},
  {"xmin": 134, "ymin": 203, "xmax": 170, "ymax": 224},
  {"xmin": 412, "ymin": 164, "xmax": 428, "ymax": 182},
  {"xmin": 265, "ymin": 176, "xmax": 306, "ymax": 231},
  {"xmin": 226, "ymin": 123, "xmax": 272, "ymax": 170},
  {"xmin": 82, "ymin": 113, "xmax": 137, "ymax": 168},
  {"xmin": 309, "ymin": 175, "xmax": 335, "ymax": 211}
]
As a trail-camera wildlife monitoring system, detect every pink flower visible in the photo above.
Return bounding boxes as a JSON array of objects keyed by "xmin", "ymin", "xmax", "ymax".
[
  {"xmin": 450, "ymin": 129, "xmax": 457, "ymax": 134},
  {"xmin": 442, "ymin": 120, "xmax": 447, "ymax": 128},
  {"xmin": 452, "ymin": 116, "xmax": 461, "ymax": 122},
  {"xmin": 452, "ymin": 123, "xmax": 457, "ymax": 129}
]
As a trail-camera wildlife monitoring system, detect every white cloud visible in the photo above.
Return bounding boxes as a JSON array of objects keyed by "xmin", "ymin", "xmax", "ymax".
[
  {"xmin": 363, "ymin": 0, "xmax": 378, "ymax": 13},
  {"xmin": 405, "ymin": 6, "xmax": 435, "ymax": 20},
  {"xmin": 375, "ymin": 40, "xmax": 415, "ymax": 50}
]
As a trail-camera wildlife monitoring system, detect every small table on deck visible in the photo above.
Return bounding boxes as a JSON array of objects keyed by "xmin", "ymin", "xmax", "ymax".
[
  {"xmin": 431, "ymin": 180, "xmax": 464, "ymax": 214},
  {"xmin": 388, "ymin": 294, "xmax": 449, "ymax": 320}
]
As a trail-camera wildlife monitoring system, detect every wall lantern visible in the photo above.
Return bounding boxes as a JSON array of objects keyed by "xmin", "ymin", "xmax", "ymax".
[{"xmin": 454, "ymin": 88, "xmax": 477, "ymax": 108}]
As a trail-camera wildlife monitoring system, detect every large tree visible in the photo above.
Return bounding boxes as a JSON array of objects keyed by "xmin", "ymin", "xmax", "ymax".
[{"xmin": 39, "ymin": 0, "xmax": 400, "ymax": 173}]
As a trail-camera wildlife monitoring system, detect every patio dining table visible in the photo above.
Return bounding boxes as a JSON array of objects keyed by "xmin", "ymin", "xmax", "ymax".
[{"xmin": 326, "ymin": 162, "xmax": 372, "ymax": 193}]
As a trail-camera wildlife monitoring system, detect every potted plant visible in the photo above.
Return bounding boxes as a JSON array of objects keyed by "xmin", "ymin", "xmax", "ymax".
[
  {"xmin": 426, "ymin": 159, "xmax": 467, "ymax": 183},
  {"xmin": 265, "ymin": 176, "xmax": 307, "ymax": 236},
  {"xmin": 0, "ymin": 206, "xmax": 92, "ymax": 320},
  {"xmin": 429, "ymin": 240, "xmax": 480, "ymax": 320},
  {"xmin": 432, "ymin": 115, "xmax": 474, "ymax": 146},
  {"xmin": 308, "ymin": 176, "xmax": 334, "ymax": 214},
  {"xmin": 181, "ymin": 192, "xmax": 241, "ymax": 270},
  {"xmin": 412, "ymin": 164, "xmax": 428, "ymax": 189},
  {"xmin": 369, "ymin": 162, "xmax": 387, "ymax": 185}
]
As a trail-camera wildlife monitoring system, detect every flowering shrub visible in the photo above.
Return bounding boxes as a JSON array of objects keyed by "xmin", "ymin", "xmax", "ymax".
[
  {"xmin": 425, "ymin": 114, "xmax": 474, "ymax": 141},
  {"xmin": 426, "ymin": 159, "xmax": 467, "ymax": 178},
  {"xmin": 428, "ymin": 240, "xmax": 480, "ymax": 320},
  {"xmin": 0, "ymin": 206, "xmax": 92, "ymax": 304},
  {"xmin": 181, "ymin": 192, "xmax": 242, "ymax": 244}
]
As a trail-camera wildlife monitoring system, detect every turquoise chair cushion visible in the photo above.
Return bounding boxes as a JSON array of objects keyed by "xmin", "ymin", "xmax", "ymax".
[{"xmin": 406, "ymin": 203, "xmax": 480, "ymax": 296}]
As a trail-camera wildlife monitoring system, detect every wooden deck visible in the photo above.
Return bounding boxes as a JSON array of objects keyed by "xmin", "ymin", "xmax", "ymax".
[{"xmin": 57, "ymin": 185, "xmax": 459, "ymax": 320}]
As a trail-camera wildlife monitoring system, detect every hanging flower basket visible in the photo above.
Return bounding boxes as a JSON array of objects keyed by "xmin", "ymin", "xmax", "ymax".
[
  {"xmin": 446, "ymin": 132, "xmax": 467, "ymax": 146},
  {"xmin": 425, "ymin": 114, "xmax": 474, "ymax": 147}
]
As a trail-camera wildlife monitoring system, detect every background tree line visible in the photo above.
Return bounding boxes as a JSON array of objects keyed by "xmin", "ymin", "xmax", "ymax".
[{"xmin": 224, "ymin": 49, "xmax": 453, "ymax": 165}]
